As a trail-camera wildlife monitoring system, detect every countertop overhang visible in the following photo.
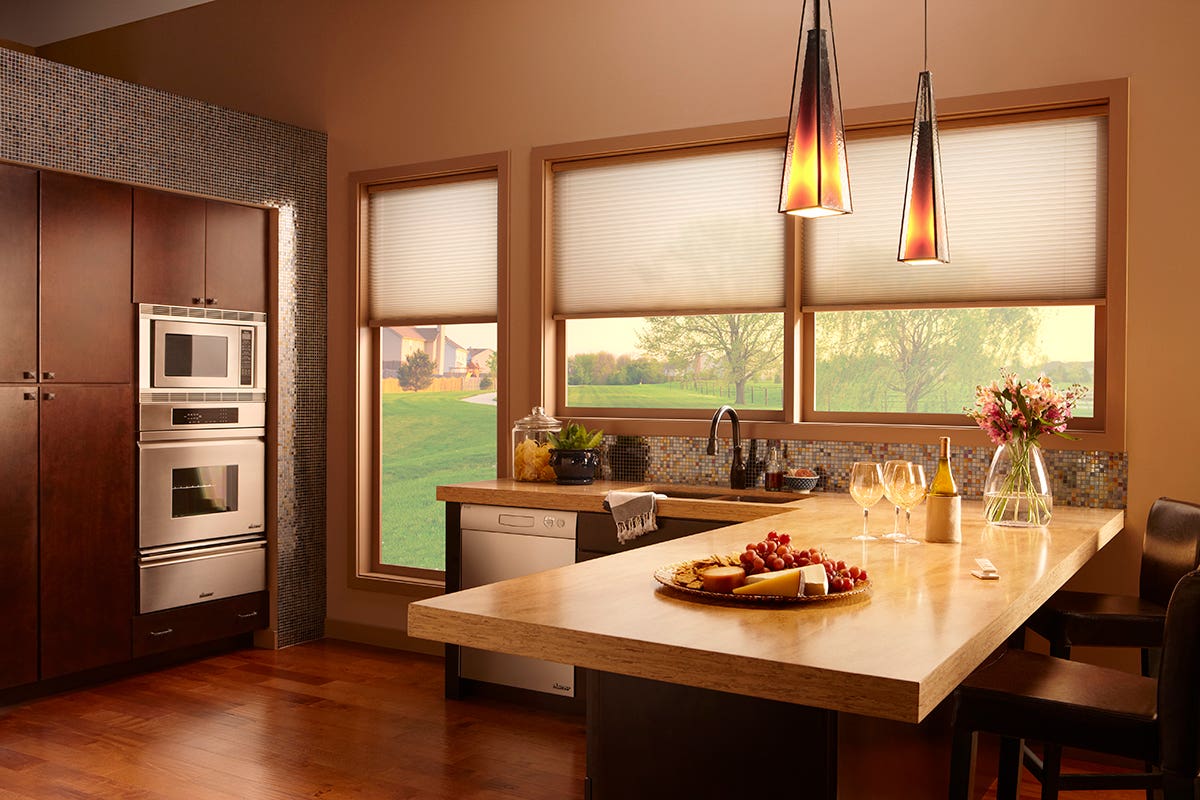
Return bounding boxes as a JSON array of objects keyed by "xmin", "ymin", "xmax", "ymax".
[{"xmin": 416, "ymin": 488, "xmax": 1124, "ymax": 724}]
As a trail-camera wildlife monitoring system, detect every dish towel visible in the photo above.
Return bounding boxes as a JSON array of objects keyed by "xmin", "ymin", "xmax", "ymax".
[{"xmin": 604, "ymin": 491, "xmax": 667, "ymax": 544}]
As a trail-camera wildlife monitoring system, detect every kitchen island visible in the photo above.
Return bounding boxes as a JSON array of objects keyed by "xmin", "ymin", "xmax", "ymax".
[{"xmin": 411, "ymin": 491, "xmax": 1124, "ymax": 798}]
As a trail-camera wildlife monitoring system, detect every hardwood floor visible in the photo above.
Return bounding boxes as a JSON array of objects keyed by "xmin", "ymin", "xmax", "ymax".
[{"xmin": 0, "ymin": 639, "xmax": 1152, "ymax": 799}]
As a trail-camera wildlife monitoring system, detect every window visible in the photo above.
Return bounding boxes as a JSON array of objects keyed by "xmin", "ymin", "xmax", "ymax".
[
  {"xmin": 357, "ymin": 154, "xmax": 507, "ymax": 582},
  {"xmin": 803, "ymin": 110, "xmax": 1111, "ymax": 429},
  {"xmin": 546, "ymin": 131, "xmax": 793, "ymax": 419},
  {"xmin": 538, "ymin": 83, "xmax": 1124, "ymax": 445}
]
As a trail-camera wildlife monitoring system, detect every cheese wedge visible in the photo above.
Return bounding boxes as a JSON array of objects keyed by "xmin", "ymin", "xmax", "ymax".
[
  {"xmin": 744, "ymin": 567, "xmax": 801, "ymax": 585},
  {"xmin": 733, "ymin": 567, "xmax": 802, "ymax": 596},
  {"xmin": 699, "ymin": 566, "xmax": 746, "ymax": 593},
  {"xmin": 800, "ymin": 564, "xmax": 829, "ymax": 596}
]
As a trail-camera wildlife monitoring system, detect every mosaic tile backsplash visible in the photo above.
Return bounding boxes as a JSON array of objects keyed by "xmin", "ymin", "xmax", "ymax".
[
  {"xmin": 603, "ymin": 435, "xmax": 1127, "ymax": 509},
  {"xmin": 2, "ymin": 48, "xmax": 328, "ymax": 647}
]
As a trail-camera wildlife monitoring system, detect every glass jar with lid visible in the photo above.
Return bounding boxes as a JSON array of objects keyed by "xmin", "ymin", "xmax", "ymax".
[{"xmin": 512, "ymin": 406, "xmax": 562, "ymax": 482}]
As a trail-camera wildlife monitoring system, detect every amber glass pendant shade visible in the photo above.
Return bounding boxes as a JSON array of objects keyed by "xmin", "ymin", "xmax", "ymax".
[
  {"xmin": 779, "ymin": 0, "xmax": 852, "ymax": 218},
  {"xmin": 898, "ymin": 70, "xmax": 949, "ymax": 264}
]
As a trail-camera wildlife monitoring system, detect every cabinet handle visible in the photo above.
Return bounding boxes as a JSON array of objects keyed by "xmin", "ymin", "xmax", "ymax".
[
  {"xmin": 22, "ymin": 371, "xmax": 35, "ymax": 380},
  {"xmin": 149, "ymin": 628, "xmax": 174, "ymax": 637},
  {"xmin": 43, "ymin": 371, "xmax": 55, "ymax": 380},
  {"xmin": 23, "ymin": 392, "xmax": 36, "ymax": 401},
  {"xmin": 205, "ymin": 298, "xmax": 218, "ymax": 305},
  {"xmin": 43, "ymin": 392, "xmax": 55, "ymax": 401},
  {"xmin": 236, "ymin": 611, "xmax": 258, "ymax": 619}
]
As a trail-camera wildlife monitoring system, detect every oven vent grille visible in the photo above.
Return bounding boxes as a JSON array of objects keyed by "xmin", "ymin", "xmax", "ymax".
[
  {"xmin": 140, "ymin": 391, "xmax": 267, "ymax": 403},
  {"xmin": 140, "ymin": 303, "xmax": 266, "ymax": 323}
]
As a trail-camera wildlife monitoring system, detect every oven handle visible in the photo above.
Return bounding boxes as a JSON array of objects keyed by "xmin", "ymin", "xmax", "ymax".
[
  {"xmin": 139, "ymin": 427, "xmax": 265, "ymax": 443},
  {"xmin": 139, "ymin": 539, "xmax": 266, "ymax": 566}
]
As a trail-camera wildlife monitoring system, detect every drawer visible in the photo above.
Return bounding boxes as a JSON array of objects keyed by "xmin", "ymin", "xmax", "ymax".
[
  {"xmin": 575, "ymin": 512, "xmax": 729, "ymax": 557},
  {"xmin": 139, "ymin": 539, "xmax": 265, "ymax": 613},
  {"xmin": 132, "ymin": 591, "xmax": 267, "ymax": 657}
]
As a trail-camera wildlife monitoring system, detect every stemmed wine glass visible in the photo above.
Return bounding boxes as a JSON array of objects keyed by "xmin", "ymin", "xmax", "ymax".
[
  {"xmin": 890, "ymin": 463, "xmax": 927, "ymax": 545},
  {"xmin": 848, "ymin": 462, "xmax": 884, "ymax": 541},
  {"xmin": 881, "ymin": 460, "xmax": 910, "ymax": 541}
]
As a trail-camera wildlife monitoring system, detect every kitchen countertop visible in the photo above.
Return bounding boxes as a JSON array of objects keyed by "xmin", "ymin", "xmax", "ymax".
[
  {"xmin": 411, "ymin": 494, "xmax": 1124, "ymax": 724},
  {"xmin": 436, "ymin": 478, "xmax": 814, "ymax": 522}
]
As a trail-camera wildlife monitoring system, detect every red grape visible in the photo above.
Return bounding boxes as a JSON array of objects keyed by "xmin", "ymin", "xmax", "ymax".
[
  {"xmin": 836, "ymin": 560, "xmax": 846, "ymax": 571},
  {"xmin": 778, "ymin": 533, "xmax": 791, "ymax": 545},
  {"xmin": 756, "ymin": 542, "xmax": 769, "ymax": 555},
  {"xmin": 767, "ymin": 531, "xmax": 779, "ymax": 541},
  {"xmin": 848, "ymin": 566, "xmax": 862, "ymax": 579}
]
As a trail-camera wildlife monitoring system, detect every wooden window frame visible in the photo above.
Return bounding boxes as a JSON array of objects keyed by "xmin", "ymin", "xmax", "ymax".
[
  {"xmin": 350, "ymin": 152, "xmax": 510, "ymax": 591},
  {"xmin": 531, "ymin": 80, "xmax": 1126, "ymax": 452}
]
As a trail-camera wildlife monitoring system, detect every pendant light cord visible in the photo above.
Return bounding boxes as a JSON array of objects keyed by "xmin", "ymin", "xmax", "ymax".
[{"xmin": 924, "ymin": 0, "xmax": 928, "ymax": 71}]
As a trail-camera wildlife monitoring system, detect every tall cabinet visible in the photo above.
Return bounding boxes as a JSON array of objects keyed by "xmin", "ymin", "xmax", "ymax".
[{"xmin": 0, "ymin": 166, "xmax": 135, "ymax": 689}]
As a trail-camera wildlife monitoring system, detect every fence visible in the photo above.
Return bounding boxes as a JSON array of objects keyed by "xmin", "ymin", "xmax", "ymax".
[{"xmin": 381, "ymin": 375, "xmax": 492, "ymax": 394}]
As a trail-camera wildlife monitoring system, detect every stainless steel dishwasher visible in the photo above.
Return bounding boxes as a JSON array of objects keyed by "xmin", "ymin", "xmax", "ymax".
[{"xmin": 459, "ymin": 503, "xmax": 578, "ymax": 697}]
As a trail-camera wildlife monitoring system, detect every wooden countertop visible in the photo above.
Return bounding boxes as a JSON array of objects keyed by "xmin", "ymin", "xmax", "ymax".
[
  {"xmin": 410, "ymin": 495, "xmax": 1123, "ymax": 724},
  {"xmin": 437, "ymin": 478, "xmax": 812, "ymax": 522}
]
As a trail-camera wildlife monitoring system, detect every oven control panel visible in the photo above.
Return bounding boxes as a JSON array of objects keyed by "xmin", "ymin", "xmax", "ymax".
[{"xmin": 172, "ymin": 407, "xmax": 239, "ymax": 426}]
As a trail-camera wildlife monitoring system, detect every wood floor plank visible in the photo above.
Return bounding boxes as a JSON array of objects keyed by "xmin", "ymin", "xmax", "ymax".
[{"xmin": 0, "ymin": 639, "xmax": 1149, "ymax": 799}]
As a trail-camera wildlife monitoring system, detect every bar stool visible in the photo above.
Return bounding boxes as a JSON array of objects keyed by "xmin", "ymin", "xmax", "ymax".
[
  {"xmin": 1025, "ymin": 497, "xmax": 1200, "ymax": 674},
  {"xmin": 948, "ymin": 567, "xmax": 1200, "ymax": 799}
]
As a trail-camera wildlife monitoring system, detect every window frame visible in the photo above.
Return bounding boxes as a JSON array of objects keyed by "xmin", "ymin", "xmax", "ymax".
[
  {"xmin": 532, "ymin": 80, "xmax": 1126, "ymax": 451},
  {"xmin": 351, "ymin": 152, "xmax": 509, "ymax": 590}
]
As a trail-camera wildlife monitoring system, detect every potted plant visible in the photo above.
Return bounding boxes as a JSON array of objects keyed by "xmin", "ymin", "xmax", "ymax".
[{"xmin": 548, "ymin": 421, "xmax": 604, "ymax": 485}]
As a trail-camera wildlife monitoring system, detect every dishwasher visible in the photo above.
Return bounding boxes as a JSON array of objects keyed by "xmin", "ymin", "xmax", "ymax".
[{"xmin": 458, "ymin": 503, "xmax": 578, "ymax": 697}]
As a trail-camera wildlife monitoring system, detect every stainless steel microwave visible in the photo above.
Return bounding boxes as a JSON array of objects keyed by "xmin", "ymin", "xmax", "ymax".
[{"xmin": 139, "ymin": 304, "xmax": 266, "ymax": 393}]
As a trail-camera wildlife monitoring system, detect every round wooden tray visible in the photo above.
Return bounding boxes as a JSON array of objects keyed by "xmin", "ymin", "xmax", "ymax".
[{"xmin": 653, "ymin": 560, "xmax": 871, "ymax": 605}]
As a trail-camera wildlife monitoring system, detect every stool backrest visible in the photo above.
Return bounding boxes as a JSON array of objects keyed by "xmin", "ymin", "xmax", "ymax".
[
  {"xmin": 1140, "ymin": 498, "xmax": 1200, "ymax": 609},
  {"xmin": 1158, "ymin": 567, "xmax": 1200, "ymax": 782}
]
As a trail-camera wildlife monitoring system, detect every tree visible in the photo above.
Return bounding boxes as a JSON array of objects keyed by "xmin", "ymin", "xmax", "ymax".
[
  {"xmin": 396, "ymin": 350, "xmax": 435, "ymax": 392},
  {"xmin": 637, "ymin": 314, "xmax": 783, "ymax": 404},
  {"xmin": 814, "ymin": 308, "xmax": 1039, "ymax": 413}
]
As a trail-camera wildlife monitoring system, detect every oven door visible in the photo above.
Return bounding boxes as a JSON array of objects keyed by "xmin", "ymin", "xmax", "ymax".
[
  {"xmin": 138, "ymin": 430, "xmax": 265, "ymax": 548},
  {"xmin": 150, "ymin": 318, "xmax": 253, "ymax": 390}
]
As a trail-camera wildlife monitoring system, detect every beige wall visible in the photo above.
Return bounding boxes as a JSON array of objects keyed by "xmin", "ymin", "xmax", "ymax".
[{"xmin": 40, "ymin": 0, "xmax": 1200, "ymax": 644}]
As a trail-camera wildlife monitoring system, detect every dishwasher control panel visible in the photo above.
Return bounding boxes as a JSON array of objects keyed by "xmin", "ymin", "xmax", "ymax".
[{"xmin": 461, "ymin": 504, "xmax": 577, "ymax": 539}]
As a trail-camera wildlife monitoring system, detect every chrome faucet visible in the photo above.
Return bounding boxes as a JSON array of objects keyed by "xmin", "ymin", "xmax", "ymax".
[{"xmin": 706, "ymin": 405, "xmax": 747, "ymax": 490}]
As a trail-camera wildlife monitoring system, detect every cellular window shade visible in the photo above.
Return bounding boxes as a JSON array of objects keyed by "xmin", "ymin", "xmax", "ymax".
[
  {"xmin": 368, "ymin": 177, "xmax": 498, "ymax": 324},
  {"xmin": 553, "ymin": 147, "xmax": 785, "ymax": 317},
  {"xmin": 803, "ymin": 115, "xmax": 1107, "ymax": 308}
]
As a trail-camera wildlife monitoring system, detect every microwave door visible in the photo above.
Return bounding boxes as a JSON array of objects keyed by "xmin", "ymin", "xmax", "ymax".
[
  {"xmin": 139, "ymin": 436, "xmax": 265, "ymax": 548},
  {"xmin": 152, "ymin": 319, "xmax": 241, "ymax": 389}
]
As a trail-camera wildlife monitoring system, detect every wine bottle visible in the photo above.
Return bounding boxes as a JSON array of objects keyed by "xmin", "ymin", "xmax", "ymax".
[
  {"xmin": 930, "ymin": 436, "xmax": 959, "ymax": 496},
  {"xmin": 925, "ymin": 436, "xmax": 962, "ymax": 543}
]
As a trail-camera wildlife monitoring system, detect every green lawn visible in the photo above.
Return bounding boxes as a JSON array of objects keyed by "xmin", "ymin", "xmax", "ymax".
[
  {"xmin": 567, "ymin": 381, "xmax": 782, "ymax": 409},
  {"xmin": 380, "ymin": 390, "xmax": 496, "ymax": 570}
]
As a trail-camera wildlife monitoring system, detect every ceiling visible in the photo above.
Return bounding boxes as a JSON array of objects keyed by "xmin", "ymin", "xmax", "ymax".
[{"xmin": 0, "ymin": 0, "xmax": 212, "ymax": 48}]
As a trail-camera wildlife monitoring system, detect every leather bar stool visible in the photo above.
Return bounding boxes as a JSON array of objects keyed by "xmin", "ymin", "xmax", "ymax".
[
  {"xmin": 948, "ymin": 567, "xmax": 1200, "ymax": 800},
  {"xmin": 1025, "ymin": 497, "xmax": 1200, "ymax": 674}
]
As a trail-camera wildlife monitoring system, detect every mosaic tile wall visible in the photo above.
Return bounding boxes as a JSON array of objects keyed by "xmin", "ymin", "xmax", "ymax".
[
  {"xmin": 603, "ymin": 435, "xmax": 1128, "ymax": 509},
  {"xmin": 2, "ymin": 48, "xmax": 328, "ymax": 647}
]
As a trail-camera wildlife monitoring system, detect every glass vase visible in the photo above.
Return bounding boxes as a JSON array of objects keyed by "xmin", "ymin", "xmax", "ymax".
[{"xmin": 983, "ymin": 440, "xmax": 1053, "ymax": 527}]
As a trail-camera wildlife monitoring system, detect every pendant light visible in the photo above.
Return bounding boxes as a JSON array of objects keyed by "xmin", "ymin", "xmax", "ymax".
[
  {"xmin": 779, "ymin": 0, "xmax": 852, "ymax": 218},
  {"xmin": 898, "ymin": 0, "xmax": 949, "ymax": 264}
]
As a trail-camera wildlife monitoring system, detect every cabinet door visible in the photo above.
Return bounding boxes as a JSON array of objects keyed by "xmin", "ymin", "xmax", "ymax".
[
  {"xmin": 0, "ymin": 164, "xmax": 38, "ymax": 384},
  {"xmin": 39, "ymin": 384, "xmax": 134, "ymax": 679},
  {"xmin": 0, "ymin": 387, "xmax": 39, "ymax": 689},
  {"xmin": 205, "ymin": 200, "xmax": 267, "ymax": 313},
  {"xmin": 40, "ymin": 172, "xmax": 133, "ymax": 384},
  {"xmin": 133, "ymin": 187, "xmax": 206, "ymax": 308}
]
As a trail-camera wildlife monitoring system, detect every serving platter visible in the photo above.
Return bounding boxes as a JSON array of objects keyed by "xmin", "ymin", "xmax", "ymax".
[{"xmin": 653, "ymin": 556, "xmax": 871, "ymax": 605}]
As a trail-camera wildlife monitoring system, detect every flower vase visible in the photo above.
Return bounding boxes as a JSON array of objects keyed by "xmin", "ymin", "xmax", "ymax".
[{"xmin": 983, "ymin": 440, "xmax": 1053, "ymax": 526}]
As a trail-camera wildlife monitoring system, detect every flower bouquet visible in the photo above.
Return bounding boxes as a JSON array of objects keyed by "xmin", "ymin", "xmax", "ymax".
[{"xmin": 966, "ymin": 371, "xmax": 1086, "ymax": 526}]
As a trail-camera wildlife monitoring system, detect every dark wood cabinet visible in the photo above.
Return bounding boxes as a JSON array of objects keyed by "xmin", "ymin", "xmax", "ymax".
[
  {"xmin": 0, "ymin": 387, "xmax": 39, "ymax": 690},
  {"xmin": 39, "ymin": 384, "xmax": 134, "ymax": 680},
  {"xmin": 205, "ymin": 200, "xmax": 268, "ymax": 313},
  {"xmin": 132, "ymin": 592, "xmax": 267, "ymax": 658},
  {"xmin": 131, "ymin": 194, "xmax": 267, "ymax": 313},
  {"xmin": 39, "ymin": 172, "xmax": 133, "ymax": 384},
  {"xmin": 0, "ymin": 164, "xmax": 38, "ymax": 384},
  {"xmin": 133, "ymin": 188, "xmax": 206, "ymax": 308}
]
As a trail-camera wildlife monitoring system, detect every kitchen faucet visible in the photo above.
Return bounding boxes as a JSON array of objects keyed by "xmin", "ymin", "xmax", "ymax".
[{"xmin": 706, "ymin": 405, "xmax": 747, "ymax": 489}]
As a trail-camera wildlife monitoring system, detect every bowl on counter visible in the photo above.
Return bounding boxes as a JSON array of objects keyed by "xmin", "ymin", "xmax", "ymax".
[{"xmin": 783, "ymin": 472, "xmax": 819, "ymax": 492}]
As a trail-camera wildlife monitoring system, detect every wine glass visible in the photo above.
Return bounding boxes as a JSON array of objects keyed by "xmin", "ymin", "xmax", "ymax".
[
  {"xmin": 891, "ymin": 463, "xmax": 927, "ymax": 545},
  {"xmin": 881, "ymin": 460, "xmax": 910, "ymax": 541},
  {"xmin": 848, "ymin": 462, "xmax": 884, "ymax": 541}
]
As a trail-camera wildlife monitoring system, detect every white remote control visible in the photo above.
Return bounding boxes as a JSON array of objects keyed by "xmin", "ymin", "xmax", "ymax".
[{"xmin": 972, "ymin": 557, "xmax": 999, "ymax": 580}]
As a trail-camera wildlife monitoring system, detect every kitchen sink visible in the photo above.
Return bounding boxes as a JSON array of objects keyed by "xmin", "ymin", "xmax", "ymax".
[{"xmin": 634, "ymin": 484, "xmax": 811, "ymax": 504}]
